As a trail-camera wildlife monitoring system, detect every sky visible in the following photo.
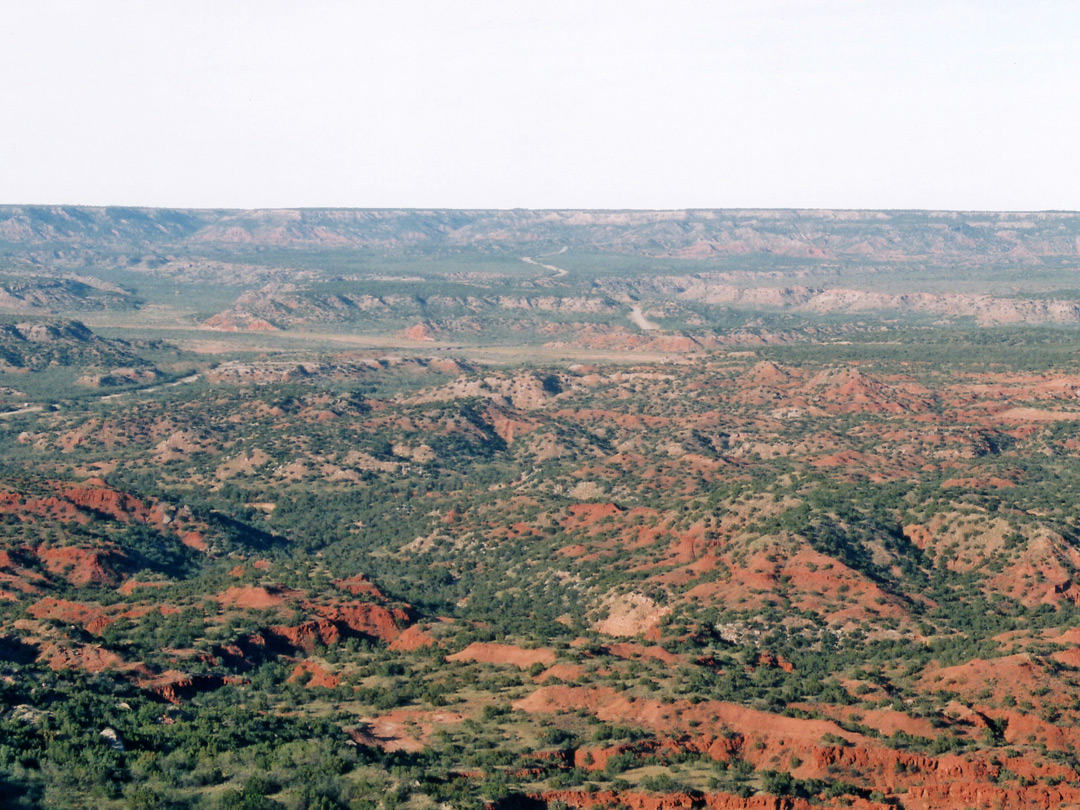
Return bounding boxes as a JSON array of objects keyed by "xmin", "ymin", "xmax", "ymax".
[{"xmin": 2, "ymin": 0, "xmax": 1078, "ymax": 211}]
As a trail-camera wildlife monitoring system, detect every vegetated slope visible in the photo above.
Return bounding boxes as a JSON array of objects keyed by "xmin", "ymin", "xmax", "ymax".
[
  {"xmin": 0, "ymin": 319, "xmax": 175, "ymax": 406},
  {"xmin": 7, "ymin": 331, "xmax": 1080, "ymax": 807},
  {"xmin": 0, "ymin": 319, "xmax": 154, "ymax": 372}
]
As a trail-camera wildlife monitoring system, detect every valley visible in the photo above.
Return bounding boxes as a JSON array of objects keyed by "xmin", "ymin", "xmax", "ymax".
[{"xmin": 4, "ymin": 207, "xmax": 1080, "ymax": 809}]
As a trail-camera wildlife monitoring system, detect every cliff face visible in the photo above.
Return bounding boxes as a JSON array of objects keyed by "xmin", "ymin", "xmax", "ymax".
[{"xmin": 3, "ymin": 205, "xmax": 1080, "ymax": 261}]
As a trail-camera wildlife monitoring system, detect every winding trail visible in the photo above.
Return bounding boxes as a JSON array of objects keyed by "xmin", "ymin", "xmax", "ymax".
[
  {"xmin": 521, "ymin": 246, "xmax": 569, "ymax": 279},
  {"xmin": 0, "ymin": 405, "xmax": 45, "ymax": 419},
  {"xmin": 3, "ymin": 373, "xmax": 201, "ymax": 415},
  {"xmin": 629, "ymin": 305, "xmax": 660, "ymax": 331},
  {"xmin": 100, "ymin": 373, "xmax": 201, "ymax": 401}
]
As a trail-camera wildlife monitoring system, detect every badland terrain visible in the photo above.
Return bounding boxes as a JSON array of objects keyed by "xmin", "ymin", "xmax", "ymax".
[{"xmin": 5, "ymin": 207, "xmax": 1080, "ymax": 808}]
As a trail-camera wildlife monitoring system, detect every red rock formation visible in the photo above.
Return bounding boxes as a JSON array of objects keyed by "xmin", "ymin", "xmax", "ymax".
[
  {"xmin": 60, "ymin": 482, "xmax": 146, "ymax": 521},
  {"xmin": 332, "ymin": 573, "xmax": 386, "ymax": 598},
  {"xmin": 309, "ymin": 601, "xmax": 410, "ymax": 644},
  {"xmin": 139, "ymin": 671, "xmax": 248, "ymax": 704},
  {"xmin": 268, "ymin": 618, "xmax": 341, "ymax": 653},
  {"xmin": 35, "ymin": 544, "xmax": 123, "ymax": 587}
]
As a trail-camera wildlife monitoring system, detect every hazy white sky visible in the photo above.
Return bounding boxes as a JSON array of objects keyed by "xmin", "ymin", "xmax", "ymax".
[{"xmin": 2, "ymin": 1, "xmax": 1077, "ymax": 210}]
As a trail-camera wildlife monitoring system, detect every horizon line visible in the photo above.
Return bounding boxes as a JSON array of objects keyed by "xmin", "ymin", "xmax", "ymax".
[{"xmin": 4, "ymin": 203, "xmax": 1080, "ymax": 215}]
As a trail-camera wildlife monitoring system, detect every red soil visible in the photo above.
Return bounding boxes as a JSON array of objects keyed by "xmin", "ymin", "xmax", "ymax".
[
  {"xmin": 941, "ymin": 476, "xmax": 1017, "ymax": 489},
  {"xmin": 37, "ymin": 641, "xmax": 128, "ymax": 673},
  {"xmin": 535, "ymin": 663, "xmax": 586, "ymax": 683},
  {"xmin": 791, "ymin": 703, "xmax": 940, "ymax": 739},
  {"xmin": 0, "ymin": 480, "xmax": 177, "ymax": 540},
  {"xmin": 684, "ymin": 547, "xmax": 909, "ymax": 629},
  {"xmin": 802, "ymin": 368, "xmax": 930, "ymax": 416},
  {"xmin": 0, "ymin": 481, "xmax": 215, "ymax": 587},
  {"xmin": 564, "ymin": 502, "xmax": 625, "ymax": 527},
  {"xmin": 214, "ymin": 585, "xmax": 302, "ymax": 609},
  {"xmin": 352, "ymin": 710, "xmax": 465, "ymax": 753},
  {"xmin": 179, "ymin": 531, "xmax": 208, "ymax": 551},
  {"xmin": 446, "ymin": 642, "xmax": 557, "ymax": 670},
  {"xmin": 288, "ymin": 659, "xmax": 340, "ymax": 689},
  {"xmin": 921, "ymin": 654, "xmax": 1052, "ymax": 703},
  {"xmin": 388, "ymin": 623, "xmax": 439, "ymax": 652},
  {"xmin": 605, "ymin": 642, "xmax": 683, "ymax": 665}
]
